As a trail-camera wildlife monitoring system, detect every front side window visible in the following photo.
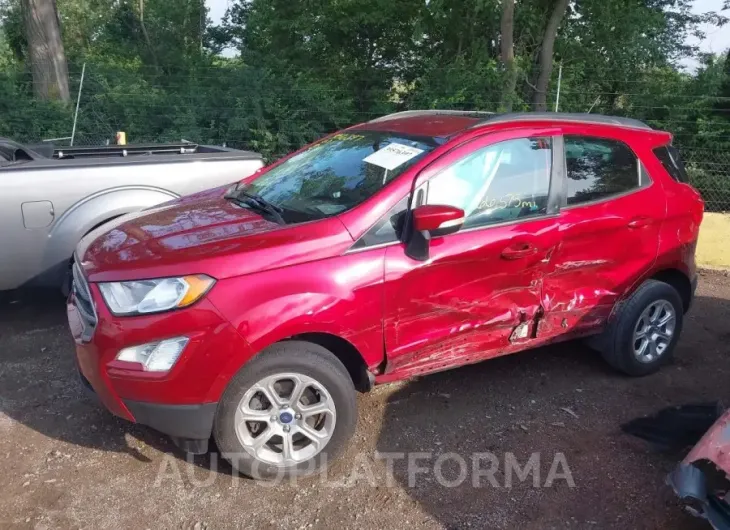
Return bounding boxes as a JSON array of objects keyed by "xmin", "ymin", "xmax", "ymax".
[
  {"xmin": 565, "ymin": 136, "xmax": 644, "ymax": 205},
  {"xmin": 424, "ymin": 137, "xmax": 552, "ymax": 229},
  {"xmin": 242, "ymin": 132, "xmax": 435, "ymax": 223}
]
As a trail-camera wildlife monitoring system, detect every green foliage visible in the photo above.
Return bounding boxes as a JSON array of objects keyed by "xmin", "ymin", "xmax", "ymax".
[
  {"xmin": 0, "ymin": 0, "xmax": 729, "ymax": 205},
  {"xmin": 0, "ymin": 67, "xmax": 72, "ymax": 141}
]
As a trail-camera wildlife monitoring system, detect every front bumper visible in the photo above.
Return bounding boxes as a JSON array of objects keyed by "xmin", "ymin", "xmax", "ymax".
[
  {"xmin": 76, "ymin": 366, "xmax": 217, "ymax": 446},
  {"xmin": 124, "ymin": 400, "xmax": 218, "ymax": 453},
  {"xmin": 67, "ymin": 280, "xmax": 253, "ymax": 449}
]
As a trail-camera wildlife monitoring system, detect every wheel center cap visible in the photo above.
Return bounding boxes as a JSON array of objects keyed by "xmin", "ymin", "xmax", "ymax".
[{"xmin": 279, "ymin": 411, "xmax": 294, "ymax": 424}]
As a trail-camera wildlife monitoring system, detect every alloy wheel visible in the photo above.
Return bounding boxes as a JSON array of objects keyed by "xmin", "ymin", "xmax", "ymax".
[
  {"xmin": 632, "ymin": 299, "xmax": 676, "ymax": 363},
  {"xmin": 234, "ymin": 372, "xmax": 337, "ymax": 466}
]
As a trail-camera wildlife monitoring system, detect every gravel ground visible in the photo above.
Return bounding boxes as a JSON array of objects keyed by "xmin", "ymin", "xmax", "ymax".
[{"xmin": 1, "ymin": 270, "xmax": 729, "ymax": 530}]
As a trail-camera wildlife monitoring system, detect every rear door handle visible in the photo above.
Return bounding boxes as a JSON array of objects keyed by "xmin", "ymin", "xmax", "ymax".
[
  {"xmin": 628, "ymin": 217, "xmax": 652, "ymax": 229},
  {"xmin": 501, "ymin": 243, "xmax": 538, "ymax": 260}
]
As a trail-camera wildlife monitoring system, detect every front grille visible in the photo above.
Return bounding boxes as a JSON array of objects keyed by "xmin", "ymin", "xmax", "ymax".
[{"xmin": 72, "ymin": 262, "xmax": 97, "ymax": 341}]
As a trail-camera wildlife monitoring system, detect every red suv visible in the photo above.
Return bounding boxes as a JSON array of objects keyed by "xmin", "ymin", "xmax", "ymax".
[{"xmin": 68, "ymin": 111, "xmax": 703, "ymax": 478}]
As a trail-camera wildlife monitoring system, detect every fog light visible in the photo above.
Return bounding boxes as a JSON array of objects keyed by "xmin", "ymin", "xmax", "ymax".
[{"xmin": 116, "ymin": 337, "xmax": 189, "ymax": 372}]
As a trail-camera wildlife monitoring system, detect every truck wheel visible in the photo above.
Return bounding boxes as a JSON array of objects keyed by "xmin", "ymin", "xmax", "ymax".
[
  {"xmin": 600, "ymin": 280, "xmax": 684, "ymax": 377},
  {"xmin": 214, "ymin": 341, "xmax": 357, "ymax": 480}
]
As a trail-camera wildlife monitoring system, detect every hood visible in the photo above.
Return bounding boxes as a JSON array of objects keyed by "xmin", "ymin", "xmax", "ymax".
[{"xmin": 77, "ymin": 186, "xmax": 354, "ymax": 282}]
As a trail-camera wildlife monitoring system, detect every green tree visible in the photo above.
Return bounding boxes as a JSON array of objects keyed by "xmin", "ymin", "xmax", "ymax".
[{"xmin": 0, "ymin": 0, "xmax": 727, "ymax": 177}]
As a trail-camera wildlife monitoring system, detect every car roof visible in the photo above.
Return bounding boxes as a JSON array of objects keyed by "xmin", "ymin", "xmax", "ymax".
[
  {"xmin": 351, "ymin": 111, "xmax": 489, "ymax": 138},
  {"xmin": 354, "ymin": 110, "xmax": 653, "ymax": 140},
  {"xmin": 479, "ymin": 112, "xmax": 651, "ymax": 130}
]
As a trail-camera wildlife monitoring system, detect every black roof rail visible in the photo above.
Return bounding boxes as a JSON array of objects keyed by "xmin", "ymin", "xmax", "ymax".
[
  {"xmin": 475, "ymin": 112, "xmax": 652, "ymax": 130},
  {"xmin": 369, "ymin": 110, "xmax": 496, "ymax": 123}
]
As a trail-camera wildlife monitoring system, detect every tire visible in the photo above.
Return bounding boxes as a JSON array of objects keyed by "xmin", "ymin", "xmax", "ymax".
[
  {"xmin": 214, "ymin": 341, "xmax": 357, "ymax": 480},
  {"xmin": 599, "ymin": 279, "xmax": 684, "ymax": 377}
]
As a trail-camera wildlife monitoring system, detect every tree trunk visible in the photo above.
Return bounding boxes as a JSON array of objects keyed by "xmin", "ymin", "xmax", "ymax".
[
  {"xmin": 138, "ymin": 0, "xmax": 161, "ymax": 74},
  {"xmin": 499, "ymin": 0, "xmax": 517, "ymax": 112},
  {"xmin": 713, "ymin": 49, "xmax": 730, "ymax": 116},
  {"xmin": 21, "ymin": 0, "xmax": 70, "ymax": 103},
  {"xmin": 532, "ymin": 0, "xmax": 569, "ymax": 111}
]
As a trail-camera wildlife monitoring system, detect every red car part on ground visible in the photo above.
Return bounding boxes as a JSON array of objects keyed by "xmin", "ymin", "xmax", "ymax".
[{"xmin": 669, "ymin": 408, "xmax": 730, "ymax": 529}]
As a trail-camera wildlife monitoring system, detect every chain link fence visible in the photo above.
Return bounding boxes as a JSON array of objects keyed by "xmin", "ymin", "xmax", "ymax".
[
  {"xmin": 684, "ymin": 150, "xmax": 730, "ymax": 212},
  {"xmin": 2, "ymin": 62, "xmax": 729, "ymax": 211}
]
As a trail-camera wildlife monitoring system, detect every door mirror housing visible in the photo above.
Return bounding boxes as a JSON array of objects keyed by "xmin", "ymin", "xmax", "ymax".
[
  {"xmin": 406, "ymin": 204, "xmax": 465, "ymax": 261},
  {"xmin": 413, "ymin": 205, "xmax": 465, "ymax": 237}
]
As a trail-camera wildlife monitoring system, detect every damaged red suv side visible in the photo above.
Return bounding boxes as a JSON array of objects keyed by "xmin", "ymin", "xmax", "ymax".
[{"xmin": 68, "ymin": 111, "xmax": 703, "ymax": 478}]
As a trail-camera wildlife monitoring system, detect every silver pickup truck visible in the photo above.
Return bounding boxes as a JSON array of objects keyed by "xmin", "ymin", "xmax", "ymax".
[{"xmin": 0, "ymin": 139, "xmax": 263, "ymax": 291}]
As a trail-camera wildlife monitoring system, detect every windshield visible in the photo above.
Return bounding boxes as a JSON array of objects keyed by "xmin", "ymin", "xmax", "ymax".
[{"xmin": 240, "ymin": 131, "xmax": 436, "ymax": 222}]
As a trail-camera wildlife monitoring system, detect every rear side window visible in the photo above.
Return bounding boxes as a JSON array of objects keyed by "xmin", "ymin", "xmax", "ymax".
[
  {"xmin": 653, "ymin": 145, "xmax": 688, "ymax": 183},
  {"xmin": 565, "ymin": 136, "xmax": 644, "ymax": 205}
]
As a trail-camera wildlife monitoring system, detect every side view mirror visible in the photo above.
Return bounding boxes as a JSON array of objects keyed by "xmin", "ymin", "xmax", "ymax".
[{"xmin": 406, "ymin": 204, "xmax": 465, "ymax": 261}]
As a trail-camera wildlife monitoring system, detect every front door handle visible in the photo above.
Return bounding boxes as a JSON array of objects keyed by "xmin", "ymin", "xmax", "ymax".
[
  {"xmin": 501, "ymin": 243, "xmax": 538, "ymax": 260},
  {"xmin": 628, "ymin": 216, "xmax": 652, "ymax": 229}
]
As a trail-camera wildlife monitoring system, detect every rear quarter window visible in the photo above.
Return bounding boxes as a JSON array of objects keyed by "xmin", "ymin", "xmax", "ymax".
[
  {"xmin": 653, "ymin": 145, "xmax": 688, "ymax": 183},
  {"xmin": 565, "ymin": 136, "xmax": 646, "ymax": 206}
]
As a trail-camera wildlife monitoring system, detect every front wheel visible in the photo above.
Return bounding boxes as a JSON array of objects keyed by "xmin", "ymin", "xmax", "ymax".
[
  {"xmin": 214, "ymin": 341, "xmax": 357, "ymax": 479},
  {"xmin": 599, "ymin": 279, "xmax": 684, "ymax": 377}
]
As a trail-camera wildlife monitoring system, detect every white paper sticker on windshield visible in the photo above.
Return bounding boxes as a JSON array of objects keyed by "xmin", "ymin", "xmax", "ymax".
[{"xmin": 363, "ymin": 143, "xmax": 424, "ymax": 171}]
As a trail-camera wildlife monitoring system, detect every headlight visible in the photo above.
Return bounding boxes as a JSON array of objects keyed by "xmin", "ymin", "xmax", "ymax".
[{"xmin": 98, "ymin": 275, "xmax": 215, "ymax": 315}]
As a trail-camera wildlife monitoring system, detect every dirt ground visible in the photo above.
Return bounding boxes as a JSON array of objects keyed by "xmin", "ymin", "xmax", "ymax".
[{"xmin": 1, "ymin": 270, "xmax": 730, "ymax": 530}]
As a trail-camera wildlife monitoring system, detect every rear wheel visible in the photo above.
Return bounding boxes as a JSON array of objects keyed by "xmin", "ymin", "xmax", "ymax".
[
  {"xmin": 598, "ymin": 280, "xmax": 683, "ymax": 376},
  {"xmin": 214, "ymin": 341, "xmax": 357, "ymax": 479}
]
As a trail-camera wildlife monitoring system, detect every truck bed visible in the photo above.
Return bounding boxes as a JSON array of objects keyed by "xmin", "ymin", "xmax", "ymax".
[
  {"xmin": 0, "ymin": 138, "xmax": 262, "ymax": 171},
  {"xmin": 0, "ymin": 137, "xmax": 264, "ymax": 290}
]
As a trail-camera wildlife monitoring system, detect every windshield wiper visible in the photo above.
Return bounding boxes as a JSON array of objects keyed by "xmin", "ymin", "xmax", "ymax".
[
  {"xmin": 233, "ymin": 188, "xmax": 284, "ymax": 213},
  {"xmin": 225, "ymin": 187, "xmax": 286, "ymax": 225}
]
